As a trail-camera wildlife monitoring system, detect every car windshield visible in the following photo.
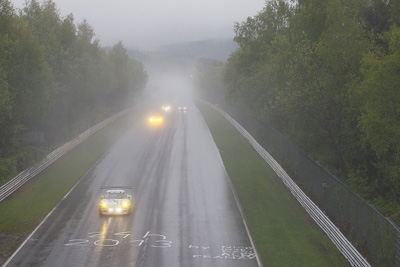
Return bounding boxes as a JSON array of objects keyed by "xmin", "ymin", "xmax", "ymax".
[{"xmin": 104, "ymin": 192, "xmax": 126, "ymax": 199}]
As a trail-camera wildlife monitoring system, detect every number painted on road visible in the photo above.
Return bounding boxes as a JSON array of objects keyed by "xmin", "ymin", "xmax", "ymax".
[
  {"xmin": 64, "ymin": 230, "xmax": 255, "ymax": 261},
  {"xmin": 94, "ymin": 239, "xmax": 119, "ymax": 247},
  {"xmin": 114, "ymin": 231, "xmax": 131, "ymax": 239},
  {"xmin": 189, "ymin": 245, "xmax": 256, "ymax": 260}
]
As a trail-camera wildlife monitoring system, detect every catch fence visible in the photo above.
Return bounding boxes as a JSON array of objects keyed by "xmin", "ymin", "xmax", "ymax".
[{"xmin": 212, "ymin": 99, "xmax": 400, "ymax": 267}]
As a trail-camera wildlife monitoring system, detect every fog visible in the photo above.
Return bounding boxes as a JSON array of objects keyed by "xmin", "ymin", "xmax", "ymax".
[
  {"xmin": 141, "ymin": 56, "xmax": 196, "ymax": 108},
  {"xmin": 9, "ymin": 0, "xmax": 266, "ymax": 113},
  {"xmin": 11, "ymin": 0, "xmax": 265, "ymax": 50}
]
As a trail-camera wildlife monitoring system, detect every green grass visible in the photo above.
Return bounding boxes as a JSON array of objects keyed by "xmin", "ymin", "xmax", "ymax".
[
  {"xmin": 196, "ymin": 101, "xmax": 349, "ymax": 267},
  {"xmin": 0, "ymin": 112, "xmax": 136, "ymax": 263},
  {"xmin": 0, "ymin": 103, "xmax": 350, "ymax": 266}
]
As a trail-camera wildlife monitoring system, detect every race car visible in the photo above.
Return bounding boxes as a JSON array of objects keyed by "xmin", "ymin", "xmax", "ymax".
[
  {"xmin": 161, "ymin": 105, "xmax": 171, "ymax": 111},
  {"xmin": 99, "ymin": 186, "xmax": 133, "ymax": 215},
  {"xmin": 178, "ymin": 106, "xmax": 187, "ymax": 112},
  {"xmin": 148, "ymin": 115, "xmax": 163, "ymax": 124}
]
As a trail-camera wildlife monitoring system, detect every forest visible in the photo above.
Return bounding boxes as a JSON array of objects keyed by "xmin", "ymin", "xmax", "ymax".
[
  {"xmin": 0, "ymin": 0, "xmax": 148, "ymax": 185},
  {"xmin": 195, "ymin": 0, "xmax": 400, "ymax": 225}
]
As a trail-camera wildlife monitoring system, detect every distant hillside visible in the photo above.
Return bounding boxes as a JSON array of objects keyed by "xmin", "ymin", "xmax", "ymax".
[
  {"xmin": 106, "ymin": 39, "xmax": 238, "ymax": 63},
  {"xmin": 154, "ymin": 39, "xmax": 238, "ymax": 61}
]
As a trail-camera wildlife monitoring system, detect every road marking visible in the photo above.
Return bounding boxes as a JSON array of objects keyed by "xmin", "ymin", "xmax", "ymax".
[
  {"xmin": 151, "ymin": 240, "xmax": 172, "ymax": 248},
  {"xmin": 64, "ymin": 239, "xmax": 89, "ymax": 246},
  {"xmin": 62, "ymin": 230, "xmax": 256, "ymax": 261},
  {"xmin": 88, "ymin": 232, "xmax": 103, "ymax": 238},
  {"xmin": 130, "ymin": 240, "xmax": 145, "ymax": 246},
  {"xmin": 189, "ymin": 245, "xmax": 256, "ymax": 260},
  {"xmin": 114, "ymin": 231, "xmax": 131, "ymax": 238},
  {"xmin": 93, "ymin": 239, "xmax": 119, "ymax": 247}
]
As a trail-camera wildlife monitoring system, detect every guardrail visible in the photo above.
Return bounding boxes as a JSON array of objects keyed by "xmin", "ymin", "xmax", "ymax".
[
  {"xmin": 206, "ymin": 101, "xmax": 370, "ymax": 267},
  {"xmin": 0, "ymin": 109, "xmax": 131, "ymax": 203}
]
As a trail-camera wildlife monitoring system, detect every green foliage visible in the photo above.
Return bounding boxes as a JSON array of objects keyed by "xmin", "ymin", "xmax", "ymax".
[
  {"xmin": 350, "ymin": 27, "xmax": 400, "ymax": 212},
  {"xmin": 0, "ymin": 0, "xmax": 148, "ymax": 185},
  {"xmin": 0, "ymin": 157, "xmax": 16, "ymax": 184},
  {"xmin": 203, "ymin": 0, "xmax": 400, "ymax": 225},
  {"xmin": 0, "ymin": 0, "xmax": 16, "ymax": 151},
  {"xmin": 0, "ymin": 0, "xmax": 50, "ymax": 185},
  {"xmin": 0, "ymin": 71, "xmax": 12, "ymax": 150}
]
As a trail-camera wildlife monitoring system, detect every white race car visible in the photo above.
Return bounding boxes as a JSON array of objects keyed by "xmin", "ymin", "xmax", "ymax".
[
  {"xmin": 99, "ymin": 186, "xmax": 133, "ymax": 215},
  {"xmin": 161, "ymin": 105, "xmax": 171, "ymax": 111},
  {"xmin": 178, "ymin": 106, "xmax": 187, "ymax": 112}
]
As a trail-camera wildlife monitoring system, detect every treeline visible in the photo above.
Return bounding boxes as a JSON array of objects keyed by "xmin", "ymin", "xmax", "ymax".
[
  {"xmin": 0, "ymin": 0, "xmax": 148, "ymax": 185},
  {"xmin": 195, "ymin": 0, "xmax": 400, "ymax": 224}
]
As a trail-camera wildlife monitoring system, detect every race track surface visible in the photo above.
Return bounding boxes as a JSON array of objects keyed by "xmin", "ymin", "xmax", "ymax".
[{"xmin": 5, "ymin": 101, "xmax": 259, "ymax": 267}]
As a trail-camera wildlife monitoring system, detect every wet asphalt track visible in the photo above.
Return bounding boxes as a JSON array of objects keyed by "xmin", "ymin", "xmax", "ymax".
[{"xmin": 5, "ymin": 101, "xmax": 259, "ymax": 267}]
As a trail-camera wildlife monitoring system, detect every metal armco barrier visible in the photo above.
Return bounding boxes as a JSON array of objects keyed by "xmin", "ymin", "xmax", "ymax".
[
  {"xmin": 208, "ymin": 103, "xmax": 370, "ymax": 267},
  {"xmin": 0, "ymin": 109, "xmax": 131, "ymax": 203},
  {"xmin": 203, "ymin": 98, "xmax": 400, "ymax": 267}
]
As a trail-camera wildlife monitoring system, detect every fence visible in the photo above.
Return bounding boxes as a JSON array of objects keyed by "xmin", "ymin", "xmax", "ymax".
[
  {"xmin": 211, "ymin": 99, "xmax": 400, "ymax": 267},
  {"xmin": 0, "ymin": 109, "xmax": 131, "ymax": 203}
]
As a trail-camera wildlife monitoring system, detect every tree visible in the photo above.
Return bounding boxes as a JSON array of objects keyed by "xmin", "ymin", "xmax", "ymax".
[
  {"xmin": 351, "ymin": 27, "xmax": 400, "ymax": 220},
  {"xmin": 77, "ymin": 19, "xmax": 94, "ymax": 44},
  {"xmin": 226, "ymin": 0, "xmax": 293, "ymax": 121},
  {"xmin": 285, "ymin": 0, "xmax": 368, "ymax": 173},
  {"xmin": 109, "ymin": 41, "xmax": 129, "ymax": 94},
  {"xmin": 0, "ymin": 0, "xmax": 149, "ymax": 185},
  {"xmin": 0, "ymin": 0, "xmax": 51, "ymax": 179},
  {"xmin": 0, "ymin": 0, "xmax": 14, "ymax": 154}
]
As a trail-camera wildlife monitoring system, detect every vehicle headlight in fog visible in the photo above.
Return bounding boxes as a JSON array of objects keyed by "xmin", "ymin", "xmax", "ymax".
[
  {"xmin": 162, "ymin": 105, "xmax": 171, "ymax": 111},
  {"xmin": 149, "ymin": 116, "xmax": 163, "ymax": 123}
]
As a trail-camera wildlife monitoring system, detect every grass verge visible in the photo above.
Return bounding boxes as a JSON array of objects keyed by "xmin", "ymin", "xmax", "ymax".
[
  {"xmin": 196, "ymin": 101, "xmax": 349, "ymax": 267},
  {"xmin": 0, "ymin": 103, "xmax": 350, "ymax": 266},
  {"xmin": 0, "ymin": 111, "xmax": 136, "ymax": 264}
]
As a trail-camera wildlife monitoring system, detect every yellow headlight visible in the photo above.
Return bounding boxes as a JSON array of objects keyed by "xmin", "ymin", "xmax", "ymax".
[
  {"xmin": 123, "ymin": 202, "xmax": 130, "ymax": 207},
  {"xmin": 100, "ymin": 202, "xmax": 107, "ymax": 208},
  {"xmin": 149, "ymin": 116, "xmax": 163, "ymax": 123}
]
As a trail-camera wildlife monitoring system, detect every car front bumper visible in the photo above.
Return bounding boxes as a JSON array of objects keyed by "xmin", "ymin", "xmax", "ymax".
[{"xmin": 99, "ymin": 207, "xmax": 131, "ymax": 215}]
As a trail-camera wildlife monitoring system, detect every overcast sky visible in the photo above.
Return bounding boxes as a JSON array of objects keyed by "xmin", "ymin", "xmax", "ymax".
[{"xmin": 11, "ymin": 0, "xmax": 265, "ymax": 49}]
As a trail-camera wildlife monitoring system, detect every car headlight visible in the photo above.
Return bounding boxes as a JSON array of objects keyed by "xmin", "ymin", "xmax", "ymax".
[
  {"xmin": 123, "ymin": 201, "xmax": 130, "ymax": 207},
  {"xmin": 149, "ymin": 116, "xmax": 163, "ymax": 123},
  {"xmin": 100, "ymin": 202, "xmax": 107, "ymax": 208}
]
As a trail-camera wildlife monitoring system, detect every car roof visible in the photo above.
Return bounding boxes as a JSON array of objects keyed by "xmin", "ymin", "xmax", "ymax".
[{"xmin": 106, "ymin": 189, "xmax": 125, "ymax": 194}]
